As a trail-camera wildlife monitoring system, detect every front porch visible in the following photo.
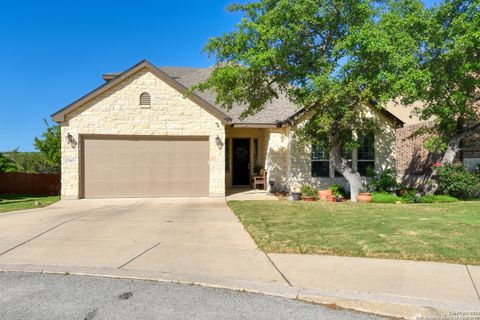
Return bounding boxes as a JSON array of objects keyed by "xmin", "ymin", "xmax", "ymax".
[
  {"xmin": 224, "ymin": 127, "xmax": 269, "ymax": 190},
  {"xmin": 226, "ymin": 186, "xmax": 278, "ymax": 201},
  {"xmin": 223, "ymin": 126, "xmax": 290, "ymax": 194}
]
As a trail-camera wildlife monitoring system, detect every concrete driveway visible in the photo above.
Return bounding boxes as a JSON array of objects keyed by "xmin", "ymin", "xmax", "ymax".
[{"xmin": 0, "ymin": 198, "xmax": 285, "ymax": 285}]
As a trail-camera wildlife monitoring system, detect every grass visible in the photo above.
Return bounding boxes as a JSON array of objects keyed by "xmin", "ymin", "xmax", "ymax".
[
  {"xmin": 228, "ymin": 200, "xmax": 480, "ymax": 265},
  {"xmin": 0, "ymin": 195, "xmax": 60, "ymax": 213}
]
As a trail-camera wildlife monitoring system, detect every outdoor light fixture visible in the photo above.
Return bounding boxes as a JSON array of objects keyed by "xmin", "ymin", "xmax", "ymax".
[
  {"xmin": 215, "ymin": 135, "xmax": 224, "ymax": 149},
  {"xmin": 66, "ymin": 133, "xmax": 77, "ymax": 148},
  {"xmin": 269, "ymin": 178, "xmax": 275, "ymax": 193}
]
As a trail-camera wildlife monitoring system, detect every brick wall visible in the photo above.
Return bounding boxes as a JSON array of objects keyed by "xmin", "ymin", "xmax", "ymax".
[{"xmin": 395, "ymin": 122, "xmax": 441, "ymax": 177}]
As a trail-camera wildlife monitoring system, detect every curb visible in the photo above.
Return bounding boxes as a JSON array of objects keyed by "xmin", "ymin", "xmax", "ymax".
[{"xmin": 1, "ymin": 264, "xmax": 478, "ymax": 319}]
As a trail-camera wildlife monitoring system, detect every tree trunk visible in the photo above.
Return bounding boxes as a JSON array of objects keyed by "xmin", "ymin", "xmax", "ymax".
[
  {"xmin": 424, "ymin": 135, "xmax": 462, "ymax": 195},
  {"xmin": 330, "ymin": 133, "xmax": 363, "ymax": 202}
]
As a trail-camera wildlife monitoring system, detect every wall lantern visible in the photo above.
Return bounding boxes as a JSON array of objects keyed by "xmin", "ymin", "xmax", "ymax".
[
  {"xmin": 66, "ymin": 133, "xmax": 77, "ymax": 148},
  {"xmin": 215, "ymin": 135, "xmax": 224, "ymax": 149}
]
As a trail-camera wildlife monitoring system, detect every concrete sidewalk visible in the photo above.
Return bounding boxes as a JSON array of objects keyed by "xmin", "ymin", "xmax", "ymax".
[
  {"xmin": 269, "ymin": 254, "xmax": 480, "ymax": 318},
  {"xmin": 0, "ymin": 199, "xmax": 478, "ymax": 319}
]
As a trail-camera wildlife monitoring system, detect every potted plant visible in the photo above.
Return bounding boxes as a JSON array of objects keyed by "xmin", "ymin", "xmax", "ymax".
[
  {"xmin": 290, "ymin": 182, "xmax": 302, "ymax": 201},
  {"xmin": 328, "ymin": 184, "xmax": 346, "ymax": 202},
  {"xmin": 318, "ymin": 189, "xmax": 333, "ymax": 201},
  {"xmin": 357, "ymin": 182, "xmax": 373, "ymax": 203},
  {"xmin": 301, "ymin": 185, "xmax": 318, "ymax": 202}
]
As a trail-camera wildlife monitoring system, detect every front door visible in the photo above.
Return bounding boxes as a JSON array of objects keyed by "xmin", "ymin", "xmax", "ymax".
[{"xmin": 232, "ymin": 139, "xmax": 250, "ymax": 185}]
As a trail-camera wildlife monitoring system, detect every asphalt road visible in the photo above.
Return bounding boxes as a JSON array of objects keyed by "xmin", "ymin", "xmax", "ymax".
[{"xmin": 0, "ymin": 272, "xmax": 384, "ymax": 320}]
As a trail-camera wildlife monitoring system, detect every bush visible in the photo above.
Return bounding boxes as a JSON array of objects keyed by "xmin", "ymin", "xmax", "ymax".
[
  {"xmin": 400, "ymin": 189, "xmax": 422, "ymax": 203},
  {"xmin": 372, "ymin": 191, "xmax": 458, "ymax": 204},
  {"xmin": 372, "ymin": 192, "xmax": 399, "ymax": 203},
  {"xmin": 421, "ymin": 195, "xmax": 458, "ymax": 203},
  {"xmin": 368, "ymin": 169, "xmax": 399, "ymax": 192},
  {"xmin": 329, "ymin": 184, "xmax": 346, "ymax": 197},
  {"xmin": 300, "ymin": 184, "xmax": 318, "ymax": 198},
  {"xmin": 434, "ymin": 163, "xmax": 479, "ymax": 198}
]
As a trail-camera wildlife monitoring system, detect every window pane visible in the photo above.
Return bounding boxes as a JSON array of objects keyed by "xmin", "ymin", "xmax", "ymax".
[
  {"xmin": 312, "ymin": 161, "xmax": 330, "ymax": 177},
  {"xmin": 358, "ymin": 132, "xmax": 374, "ymax": 160},
  {"xmin": 312, "ymin": 144, "xmax": 328, "ymax": 160},
  {"xmin": 358, "ymin": 161, "xmax": 375, "ymax": 176}
]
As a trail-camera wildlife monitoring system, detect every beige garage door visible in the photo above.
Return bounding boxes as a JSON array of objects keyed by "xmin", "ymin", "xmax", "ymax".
[{"xmin": 82, "ymin": 136, "xmax": 209, "ymax": 198}]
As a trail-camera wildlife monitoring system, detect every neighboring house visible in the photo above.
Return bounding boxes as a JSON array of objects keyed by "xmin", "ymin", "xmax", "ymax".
[
  {"xmin": 389, "ymin": 101, "xmax": 480, "ymax": 187},
  {"xmin": 52, "ymin": 60, "xmax": 402, "ymax": 199}
]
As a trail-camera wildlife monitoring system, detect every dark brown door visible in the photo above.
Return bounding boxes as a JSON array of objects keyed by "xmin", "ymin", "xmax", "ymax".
[{"xmin": 232, "ymin": 139, "xmax": 250, "ymax": 185}]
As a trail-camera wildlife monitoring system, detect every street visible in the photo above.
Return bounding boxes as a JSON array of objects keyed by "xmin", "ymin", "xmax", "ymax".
[{"xmin": 0, "ymin": 272, "xmax": 383, "ymax": 320}]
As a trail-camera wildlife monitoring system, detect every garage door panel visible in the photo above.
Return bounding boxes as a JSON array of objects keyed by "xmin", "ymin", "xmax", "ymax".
[{"xmin": 83, "ymin": 137, "xmax": 209, "ymax": 198}]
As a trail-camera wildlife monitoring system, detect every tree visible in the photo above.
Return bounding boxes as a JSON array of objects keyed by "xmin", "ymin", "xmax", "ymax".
[
  {"xmin": 391, "ymin": 0, "xmax": 480, "ymax": 193},
  {"xmin": 0, "ymin": 152, "xmax": 18, "ymax": 172},
  {"xmin": 5, "ymin": 150, "xmax": 59, "ymax": 174},
  {"xmin": 34, "ymin": 120, "xmax": 61, "ymax": 173},
  {"xmin": 195, "ymin": 0, "xmax": 426, "ymax": 201}
]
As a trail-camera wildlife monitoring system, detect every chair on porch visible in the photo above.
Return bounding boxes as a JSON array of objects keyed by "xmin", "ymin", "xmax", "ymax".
[{"xmin": 253, "ymin": 169, "xmax": 267, "ymax": 190}]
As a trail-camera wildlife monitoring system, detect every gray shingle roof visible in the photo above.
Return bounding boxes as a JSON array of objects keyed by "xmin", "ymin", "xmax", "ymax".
[
  {"xmin": 158, "ymin": 66, "xmax": 300, "ymax": 125},
  {"xmin": 102, "ymin": 65, "xmax": 299, "ymax": 124}
]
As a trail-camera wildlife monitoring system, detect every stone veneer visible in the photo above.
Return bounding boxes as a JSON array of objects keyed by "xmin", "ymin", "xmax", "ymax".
[
  {"xmin": 287, "ymin": 107, "xmax": 397, "ymax": 192},
  {"xmin": 60, "ymin": 68, "xmax": 225, "ymax": 199}
]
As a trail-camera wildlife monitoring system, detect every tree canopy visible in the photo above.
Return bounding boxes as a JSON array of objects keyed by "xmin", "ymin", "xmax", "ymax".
[
  {"xmin": 196, "ymin": 0, "xmax": 427, "ymax": 200},
  {"xmin": 394, "ymin": 0, "xmax": 479, "ymax": 161},
  {"xmin": 33, "ymin": 120, "xmax": 61, "ymax": 173}
]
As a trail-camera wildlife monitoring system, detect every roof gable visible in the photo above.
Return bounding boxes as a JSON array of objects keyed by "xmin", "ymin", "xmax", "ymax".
[{"xmin": 51, "ymin": 60, "xmax": 232, "ymax": 123}]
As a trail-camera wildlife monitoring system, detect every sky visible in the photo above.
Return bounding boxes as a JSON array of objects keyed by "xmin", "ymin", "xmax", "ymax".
[{"xmin": 0, "ymin": 0, "xmax": 436, "ymax": 151}]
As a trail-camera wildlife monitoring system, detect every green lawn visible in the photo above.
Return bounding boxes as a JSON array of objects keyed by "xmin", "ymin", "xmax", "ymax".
[
  {"xmin": 228, "ymin": 200, "xmax": 480, "ymax": 265},
  {"xmin": 0, "ymin": 195, "xmax": 60, "ymax": 213}
]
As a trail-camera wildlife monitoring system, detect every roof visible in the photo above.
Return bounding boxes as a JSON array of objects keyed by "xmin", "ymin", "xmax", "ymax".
[
  {"xmin": 52, "ymin": 59, "xmax": 403, "ymax": 127},
  {"xmin": 171, "ymin": 66, "xmax": 300, "ymax": 125}
]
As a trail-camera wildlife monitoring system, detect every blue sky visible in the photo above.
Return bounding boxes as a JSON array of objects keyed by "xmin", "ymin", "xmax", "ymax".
[{"xmin": 0, "ymin": 0, "xmax": 435, "ymax": 151}]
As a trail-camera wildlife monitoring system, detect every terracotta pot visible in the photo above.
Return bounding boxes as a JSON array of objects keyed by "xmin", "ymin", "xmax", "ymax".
[
  {"xmin": 318, "ymin": 189, "xmax": 333, "ymax": 201},
  {"xmin": 303, "ymin": 196, "xmax": 316, "ymax": 202},
  {"xmin": 326, "ymin": 194, "xmax": 336, "ymax": 202},
  {"xmin": 357, "ymin": 192, "xmax": 372, "ymax": 203}
]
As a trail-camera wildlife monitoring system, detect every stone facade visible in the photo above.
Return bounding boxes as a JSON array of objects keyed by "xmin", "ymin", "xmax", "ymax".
[
  {"xmin": 60, "ymin": 68, "xmax": 225, "ymax": 199},
  {"xmin": 265, "ymin": 128, "xmax": 290, "ymax": 192},
  {"xmin": 58, "ymin": 66, "xmax": 401, "ymax": 198},
  {"xmin": 287, "ymin": 107, "xmax": 397, "ymax": 192}
]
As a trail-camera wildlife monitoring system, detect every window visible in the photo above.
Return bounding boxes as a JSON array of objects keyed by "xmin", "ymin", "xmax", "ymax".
[
  {"xmin": 312, "ymin": 144, "xmax": 330, "ymax": 177},
  {"xmin": 139, "ymin": 92, "xmax": 151, "ymax": 106},
  {"xmin": 225, "ymin": 138, "xmax": 230, "ymax": 172},
  {"xmin": 357, "ymin": 131, "xmax": 375, "ymax": 176}
]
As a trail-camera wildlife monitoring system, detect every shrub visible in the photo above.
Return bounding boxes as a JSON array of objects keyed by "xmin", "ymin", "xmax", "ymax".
[
  {"xmin": 329, "ymin": 184, "xmax": 346, "ymax": 197},
  {"xmin": 421, "ymin": 195, "xmax": 458, "ymax": 203},
  {"xmin": 400, "ymin": 190, "xmax": 422, "ymax": 203},
  {"xmin": 372, "ymin": 192, "xmax": 399, "ymax": 203},
  {"xmin": 433, "ymin": 163, "xmax": 479, "ymax": 198},
  {"xmin": 368, "ymin": 169, "xmax": 399, "ymax": 192},
  {"xmin": 300, "ymin": 185, "xmax": 318, "ymax": 198}
]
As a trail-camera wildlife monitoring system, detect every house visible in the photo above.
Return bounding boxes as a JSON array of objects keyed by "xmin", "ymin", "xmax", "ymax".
[
  {"xmin": 52, "ymin": 60, "xmax": 402, "ymax": 199},
  {"xmin": 389, "ymin": 101, "xmax": 480, "ymax": 187}
]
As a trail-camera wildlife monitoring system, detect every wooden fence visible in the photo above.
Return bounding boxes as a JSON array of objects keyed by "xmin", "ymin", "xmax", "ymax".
[{"xmin": 0, "ymin": 172, "xmax": 60, "ymax": 196}]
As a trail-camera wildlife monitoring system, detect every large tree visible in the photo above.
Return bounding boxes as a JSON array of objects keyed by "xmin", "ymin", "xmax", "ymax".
[
  {"xmin": 195, "ymin": 0, "xmax": 426, "ymax": 200},
  {"xmin": 393, "ymin": 0, "xmax": 480, "ymax": 193}
]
